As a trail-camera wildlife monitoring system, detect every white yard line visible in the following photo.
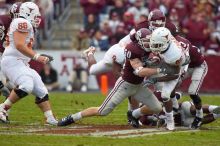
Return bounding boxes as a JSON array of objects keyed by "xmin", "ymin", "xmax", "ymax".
[{"xmin": 0, "ymin": 125, "xmax": 201, "ymax": 138}]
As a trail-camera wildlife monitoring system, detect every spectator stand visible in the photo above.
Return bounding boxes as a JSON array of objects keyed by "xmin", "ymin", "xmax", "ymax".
[{"xmin": 36, "ymin": 0, "xmax": 72, "ymax": 50}]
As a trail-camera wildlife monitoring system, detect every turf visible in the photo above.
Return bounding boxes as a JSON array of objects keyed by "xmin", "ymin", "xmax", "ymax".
[{"xmin": 0, "ymin": 92, "xmax": 220, "ymax": 146}]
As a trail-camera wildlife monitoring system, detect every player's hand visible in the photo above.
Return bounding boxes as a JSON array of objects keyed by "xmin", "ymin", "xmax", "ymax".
[
  {"xmin": 143, "ymin": 77, "xmax": 157, "ymax": 87},
  {"xmin": 33, "ymin": 53, "xmax": 53, "ymax": 64},
  {"xmin": 158, "ymin": 63, "xmax": 180, "ymax": 75}
]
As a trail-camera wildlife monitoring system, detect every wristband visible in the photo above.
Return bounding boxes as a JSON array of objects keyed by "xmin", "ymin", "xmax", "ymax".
[
  {"xmin": 156, "ymin": 68, "xmax": 161, "ymax": 74},
  {"xmin": 33, "ymin": 53, "xmax": 40, "ymax": 60},
  {"xmin": 134, "ymin": 66, "xmax": 143, "ymax": 75}
]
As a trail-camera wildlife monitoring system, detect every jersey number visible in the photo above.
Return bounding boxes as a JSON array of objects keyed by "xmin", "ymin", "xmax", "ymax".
[
  {"xmin": 18, "ymin": 22, "xmax": 28, "ymax": 30},
  {"xmin": 124, "ymin": 49, "xmax": 131, "ymax": 59}
]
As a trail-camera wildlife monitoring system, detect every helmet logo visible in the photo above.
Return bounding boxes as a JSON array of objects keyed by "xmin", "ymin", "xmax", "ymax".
[
  {"xmin": 163, "ymin": 34, "xmax": 169, "ymax": 40},
  {"xmin": 28, "ymin": 7, "xmax": 34, "ymax": 13}
]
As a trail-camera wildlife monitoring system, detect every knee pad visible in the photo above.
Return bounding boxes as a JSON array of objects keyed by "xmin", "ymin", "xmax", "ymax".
[
  {"xmin": 35, "ymin": 94, "xmax": 49, "ymax": 104},
  {"xmin": 14, "ymin": 88, "xmax": 28, "ymax": 98},
  {"xmin": 190, "ymin": 94, "xmax": 201, "ymax": 105}
]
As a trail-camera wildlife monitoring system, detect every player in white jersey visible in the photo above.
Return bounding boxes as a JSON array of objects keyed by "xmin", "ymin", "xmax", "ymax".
[
  {"xmin": 128, "ymin": 27, "xmax": 188, "ymax": 131},
  {"xmin": 0, "ymin": 2, "xmax": 57, "ymax": 125},
  {"xmin": 149, "ymin": 27, "xmax": 188, "ymax": 130}
]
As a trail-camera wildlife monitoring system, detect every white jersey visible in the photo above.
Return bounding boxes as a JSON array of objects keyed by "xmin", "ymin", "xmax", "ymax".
[
  {"xmin": 159, "ymin": 42, "xmax": 182, "ymax": 66},
  {"xmin": 159, "ymin": 36, "xmax": 189, "ymax": 67},
  {"xmin": 103, "ymin": 44, "xmax": 125, "ymax": 65},
  {"xmin": 3, "ymin": 18, "xmax": 34, "ymax": 63}
]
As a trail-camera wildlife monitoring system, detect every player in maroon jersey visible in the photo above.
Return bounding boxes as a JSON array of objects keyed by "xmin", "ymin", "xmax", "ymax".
[
  {"xmin": 0, "ymin": 2, "xmax": 22, "ymax": 98},
  {"xmin": 57, "ymin": 28, "xmax": 178, "ymax": 126}
]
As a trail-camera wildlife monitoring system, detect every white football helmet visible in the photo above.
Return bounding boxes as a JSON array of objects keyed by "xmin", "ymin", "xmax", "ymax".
[
  {"xmin": 150, "ymin": 27, "xmax": 171, "ymax": 52},
  {"xmin": 19, "ymin": 2, "xmax": 41, "ymax": 28}
]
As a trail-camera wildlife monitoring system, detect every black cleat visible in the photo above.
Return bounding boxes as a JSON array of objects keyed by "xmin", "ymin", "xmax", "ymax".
[
  {"xmin": 157, "ymin": 118, "xmax": 166, "ymax": 128},
  {"xmin": 191, "ymin": 116, "xmax": 202, "ymax": 129},
  {"xmin": 57, "ymin": 115, "xmax": 75, "ymax": 126},
  {"xmin": 127, "ymin": 111, "xmax": 139, "ymax": 128}
]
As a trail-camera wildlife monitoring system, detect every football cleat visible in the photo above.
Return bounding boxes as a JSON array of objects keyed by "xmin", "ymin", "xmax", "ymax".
[
  {"xmin": 57, "ymin": 115, "xmax": 75, "ymax": 126},
  {"xmin": 127, "ymin": 111, "xmax": 139, "ymax": 128},
  {"xmin": 46, "ymin": 118, "xmax": 58, "ymax": 126},
  {"xmin": 157, "ymin": 118, "xmax": 166, "ymax": 128},
  {"xmin": 191, "ymin": 116, "xmax": 202, "ymax": 129},
  {"xmin": 213, "ymin": 106, "xmax": 220, "ymax": 115},
  {"xmin": 0, "ymin": 110, "xmax": 7, "ymax": 123}
]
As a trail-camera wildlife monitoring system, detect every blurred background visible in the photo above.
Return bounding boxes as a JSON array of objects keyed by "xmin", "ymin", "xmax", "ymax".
[{"xmin": 0, "ymin": 0, "xmax": 220, "ymax": 93}]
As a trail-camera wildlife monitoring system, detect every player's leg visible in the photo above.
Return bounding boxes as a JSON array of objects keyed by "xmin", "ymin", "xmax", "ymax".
[
  {"xmin": 58, "ymin": 77, "xmax": 137, "ymax": 126},
  {"xmin": 31, "ymin": 69, "xmax": 57, "ymax": 125},
  {"xmin": 197, "ymin": 104, "xmax": 220, "ymax": 125},
  {"xmin": 188, "ymin": 61, "xmax": 208, "ymax": 129},
  {"xmin": 89, "ymin": 59, "xmax": 112, "ymax": 75},
  {"xmin": 161, "ymin": 79, "xmax": 179, "ymax": 130},
  {"xmin": 0, "ymin": 75, "xmax": 34, "ymax": 122},
  {"xmin": 179, "ymin": 101, "xmax": 195, "ymax": 127},
  {"xmin": 128, "ymin": 86, "xmax": 162, "ymax": 128},
  {"xmin": 80, "ymin": 70, "xmax": 88, "ymax": 92}
]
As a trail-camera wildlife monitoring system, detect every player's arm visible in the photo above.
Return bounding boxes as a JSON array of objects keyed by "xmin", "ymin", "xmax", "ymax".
[
  {"xmin": 13, "ymin": 31, "xmax": 35, "ymax": 58},
  {"xmin": 13, "ymin": 22, "xmax": 51, "ymax": 64},
  {"xmin": 130, "ymin": 58, "xmax": 158, "ymax": 77},
  {"xmin": 155, "ymin": 74, "xmax": 179, "ymax": 82}
]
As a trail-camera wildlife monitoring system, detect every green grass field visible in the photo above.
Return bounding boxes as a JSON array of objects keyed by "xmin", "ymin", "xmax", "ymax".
[{"xmin": 0, "ymin": 92, "xmax": 220, "ymax": 146}]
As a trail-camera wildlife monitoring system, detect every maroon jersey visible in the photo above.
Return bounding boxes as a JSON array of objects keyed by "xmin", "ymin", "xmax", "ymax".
[
  {"xmin": 175, "ymin": 35, "xmax": 205, "ymax": 68},
  {"xmin": 122, "ymin": 42, "xmax": 150, "ymax": 84},
  {"xmin": 0, "ymin": 15, "xmax": 12, "ymax": 53}
]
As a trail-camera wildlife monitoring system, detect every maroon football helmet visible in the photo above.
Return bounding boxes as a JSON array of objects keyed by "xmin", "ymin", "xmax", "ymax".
[
  {"xmin": 10, "ymin": 2, "xmax": 22, "ymax": 19},
  {"xmin": 135, "ymin": 28, "xmax": 152, "ymax": 52},
  {"xmin": 148, "ymin": 9, "xmax": 166, "ymax": 31}
]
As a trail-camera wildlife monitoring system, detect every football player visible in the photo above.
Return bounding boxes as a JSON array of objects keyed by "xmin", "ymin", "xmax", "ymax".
[
  {"xmin": 174, "ymin": 28, "xmax": 207, "ymax": 129},
  {"xmin": 129, "ymin": 27, "xmax": 189, "ymax": 131},
  {"xmin": 57, "ymin": 28, "xmax": 178, "ymax": 126},
  {"xmin": 139, "ymin": 92, "xmax": 220, "ymax": 128},
  {"xmin": 0, "ymin": 2, "xmax": 57, "ymax": 125}
]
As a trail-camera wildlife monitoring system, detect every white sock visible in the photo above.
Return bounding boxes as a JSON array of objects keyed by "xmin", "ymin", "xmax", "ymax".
[
  {"xmin": 196, "ymin": 109, "xmax": 203, "ymax": 118},
  {"xmin": 132, "ymin": 108, "xmax": 143, "ymax": 119},
  {"xmin": 213, "ymin": 114, "xmax": 220, "ymax": 119},
  {"xmin": 44, "ymin": 110, "xmax": 55, "ymax": 119},
  {"xmin": 165, "ymin": 111, "xmax": 173, "ymax": 118},
  {"xmin": 71, "ymin": 112, "xmax": 82, "ymax": 121},
  {"xmin": 208, "ymin": 105, "xmax": 218, "ymax": 113},
  {"xmin": 2, "ymin": 99, "xmax": 13, "ymax": 110}
]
